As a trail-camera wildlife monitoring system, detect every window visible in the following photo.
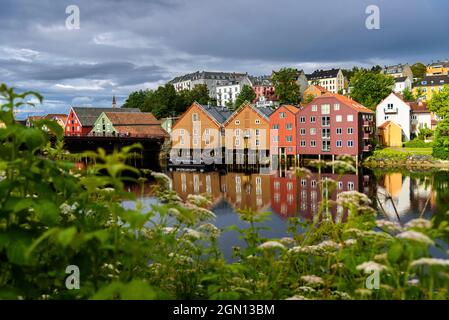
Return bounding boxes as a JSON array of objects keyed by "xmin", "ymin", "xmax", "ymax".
[
  {"xmin": 300, "ymin": 140, "xmax": 306, "ymax": 147},
  {"xmin": 321, "ymin": 116, "xmax": 330, "ymax": 126},
  {"xmin": 286, "ymin": 136, "xmax": 293, "ymax": 142},
  {"xmin": 310, "ymin": 140, "xmax": 316, "ymax": 147},
  {"xmin": 348, "ymin": 182, "xmax": 355, "ymax": 191},
  {"xmin": 334, "ymin": 104, "xmax": 340, "ymax": 111},
  {"xmin": 310, "ymin": 128, "xmax": 316, "ymax": 135},
  {"xmin": 311, "ymin": 180, "xmax": 317, "ymax": 187},
  {"xmin": 300, "ymin": 128, "xmax": 306, "ymax": 135},
  {"xmin": 347, "ymin": 114, "xmax": 354, "ymax": 122},
  {"xmin": 387, "ymin": 103, "xmax": 394, "ymax": 110},
  {"xmin": 193, "ymin": 137, "xmax": 199, "ymax": 146},
  {"xmin": 347, "ymin": 140, "xmax": 354, "ymax": 147},
  {"xmin": 321, "ymin": 104, "xmax": 330, "ymax": 114},
  {"xmin": 274, "ymin": 181, "xmax": 280, "ymax": 190},
  {"xmin": 287, "ymin": 182, "xmax": 293, "ymax": 190},
  {"xmin": 255, "ymin": 139, "xmax": 260, "ymax": 146},
  {"xmin": 255, "ymin": 129, "xmax": 260, "ymax": 136},
  {"xmin": 286, "ymin": 123, "xmax": 293, "ymax": 130},
  {"xmin": 336, "ymin": 140, "xmax": 342, "ymax": 147},
  {"xmin": 235, "ymin": 138, "xmax": 240, "ymax": 146},
  {"xmin": 255, "ymin": 119, "xmax": 261, "ymax": 124},
  {"xmin": 273, "ymin": 136, "xmax": 279, "ymax": 142},
  {"xmin": 299, "ymin": 116, "xmax": 306, "ymax": 123},
  {"xmin": 272, "ymin": 124, "xmax": 279, "ymax": 129},
  {"xmin": 336, "ymin": 128, "xmax": 342, "ymax": 134},
  {"xmin": 280, "ymin": 112, "xmax": 286, "ymax": 118},
  {"xmin": 235, "ymin": 129, "xmax": 240, "ymax": 137},
  {"xmin": 193, "ymin": 128, "xmax": 199, "ymax": 135},
  {"xmin": 301, "ymin": 179, "xmax": 307, "ymax": 187},
  {"xmin": 338, "ymin": 181, "xmax": 343, "ymax": 190},
  {"xmin": 384, "ymin": 115, "xmax": 389, "ymax": 120},
  {"xmin": 180, "ymin": 129, "xmax": 185, "ymax": 135},
  {"xmin": 192, "ymin": 113, "xmax": 199, "ymax": 121},
  {"xmin": 235, "ymin": 120, "xmax": 240, "ymax": 125},
  {"xmin": 310, "ymin": 116, "xmax": 316, "ymax": 123},
  {"xmin": 336, "ymin": 115, "xmax": 342, "ymax": 122},
  {"xmin": 312, "ymin": 105, "xmax": 318, "ymax": 112},
  {"xmin": 205, "ymin": 128, "xmax": 210, "ymax": 135},
  {"xmin": 322, "ymin": 140, "xmax": 331, "ymax": 151},
  {"xmin": 347, "ymin": 127, "xmax": 353, "ymax": 134},
  {"xmin": 322, "ymin": 128, "xmax": 330, "ymax": 139}
]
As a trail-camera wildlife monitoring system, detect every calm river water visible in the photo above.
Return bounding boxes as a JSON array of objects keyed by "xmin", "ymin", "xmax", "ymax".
[{"xmin": 124, "ymin": 168, "xmax": 449, "ymax": 259}]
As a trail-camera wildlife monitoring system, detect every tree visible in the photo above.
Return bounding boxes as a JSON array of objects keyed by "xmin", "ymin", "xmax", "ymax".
[
  {"xmin": 304, "ymin": 94, "xmax": 316, "ymax": 104},
  {"xmin": 414, "ymin": 87, "xmax": 425, "ymax": 101},
  {"xmin": 235, "ymin": 85, "xmax": 256, "ymax": 109},
  {"xmin": 272, "ymin": 68, "xmax": 301, "ymax": 104},
  {"xmin": 411, "ymin": 62, "xmax": 427, "ymax": 80},
  {"xmin": 402, "ymin": 87, "xmax": 415, "ymax": 101},
  {"xmin": 349, "ymin": 70, "xmax": 395, "ymax": 110},
  {"xmin": 429, "ymin": 85, "xmax": 449, "ymax": 159},
  {"xmin": 428, "ymin": 85, "xmax": 449, "ymax": 119},
  {"xmin": 122, "ymin": 90, "xmax": 150, "ymax": 109}
]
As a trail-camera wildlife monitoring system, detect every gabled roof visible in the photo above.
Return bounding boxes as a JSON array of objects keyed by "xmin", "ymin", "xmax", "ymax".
[
  {"xmin": 379, "ymin": 120, "xmax": 401, "ymax": 129},
  {"xmin": 274, "ymin": 104, "xmax": 300, "ymax": 116},
  {"xmin": 71, "ymin": 107, "xmax": 140, "ymax": 126},
  {"xmin": 223, "ymin": 102, "xmax": 273, "ymax": 126},
  {"xmin": 408, "ymin": 102, "xmax": 430, "ymax": 114},
  {"xmin": 103, "ymin": 112, "xmax": 159, "ymax": 125},
  {"xmin": 200, "ymin": 104, "xmax": 233, "ymax": 124},
  {"xmin": 315, "ymin": 93, "xmax": 374, "ymax": 113},
  {"xmin": 394, "ymin": 76, "xmax": 409, "ymax": 83},
  {"xmin": 306, "ymin": 69, "xmax": 341, "ymax": 80},
  {"xmin": 428, "ymin": 60, "xmax": 449, "ymax": 68}
]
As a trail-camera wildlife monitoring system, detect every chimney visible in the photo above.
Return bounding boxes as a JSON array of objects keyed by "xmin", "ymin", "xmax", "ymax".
[{"xmin": 112, "ymin": 95, "xmax": 117, "ymax": 108}]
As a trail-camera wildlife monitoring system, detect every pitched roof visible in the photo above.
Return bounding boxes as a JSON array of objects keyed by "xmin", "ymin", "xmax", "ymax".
[
  {"xmin": 379, "ymin": 121, "xmax": 401, "ymax": 129},
  {"xmin": 169, "ymin": 71, "xmax": 247, "ymax": 83},
  {"xmin": 72, "ymin": 107, "xmax": 140, "ymax": 126},
  {"xmin": 428, "ymin": 60, "xmax": 449, "ymax": 68},
  {"xmin": 306, "ymin": 69, "xmax": 341, "ymax": 80},
  {"xmin": 253, "ymin": 106, "xmax": 275, "ymax": 119},
  {"xmin": 408, "ymin": 102, "xmax": 430, "ymax": 114},
  {"xmin": 283, "ymin": 105, "xmax": 300, "ymax": 114},
  {"xmin": 415, "ymin": 75, "xmax": 449, "ymax": 87},
  {"xmin": 394, "ymin": 76, "xmax": 409, "ymax": 83},
  {"xmin": 199, "ymin": 104, "xmax": 233, "ymax": 124},
  {"xmin": 383, "ymin": 64, "xmax": 409, "ymax": 74},
  {"xmin": 104, "ymin": 112, "xmax": 159, "ymax": 125},
  {"xmin": 316, "ymin": 93, "xmax": 374, "ymax": 113}
]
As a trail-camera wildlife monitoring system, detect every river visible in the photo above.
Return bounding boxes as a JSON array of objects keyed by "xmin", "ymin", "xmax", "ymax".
[{"xmin": 124, "ymin": 167, "xmax": 449, "ymax": 259}]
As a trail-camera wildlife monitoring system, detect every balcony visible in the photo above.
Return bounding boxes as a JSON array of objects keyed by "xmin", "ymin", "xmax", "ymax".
[
  {"xmin": 384, "ymin": 107, "xmax": 398, "ymax": 114},
  {"xmin": 363, "ymin": 133, "xmax": 371, "ymax": 139},
  {"xmin": 363, "ymin": 120, "xmax": 371, "ymax": 127},
  {"xmin": 363, "ymin": 145, "xmax": 372, "ymax": 152}
]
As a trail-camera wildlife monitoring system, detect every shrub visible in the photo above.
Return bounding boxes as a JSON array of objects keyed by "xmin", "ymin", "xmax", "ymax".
[{"xmin": 403, "ymin": 139, "xmax": 433, "ymax": 148}]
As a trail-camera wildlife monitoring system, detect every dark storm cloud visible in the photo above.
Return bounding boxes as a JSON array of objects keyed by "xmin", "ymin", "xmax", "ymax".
[{"xmin": 1, "ymin": 0, "xmax": 448, "ymax": 116}]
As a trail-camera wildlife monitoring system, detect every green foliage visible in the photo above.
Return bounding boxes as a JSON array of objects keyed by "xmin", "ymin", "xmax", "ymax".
[
  {"xmin": 411, "ymin": 62, "xmax": 427, "ymax": 80},
  {"xmin": 349, "ymin": 70, "xmax": 395, "ymax": 110},
  {"xmin": 428, "ymin": 85, "xmax": 449, "ymax": 119},
  {"xmin": 403, "ymin": 139, "xmax": 433, "ymax": 148},
  {"xmin": 367, "ymin": 148, "xmax": 434, "ymax": 163},
  {"xmin": 432, "ymin": 121, "xmax": 449, "ymax": 160},
  {"xmin": 272, "ymin": 68, "xmax": 300, "ymax": 104},
  {"xmin": 234, "ymin": 85, "xmax": 256, "ymax": 109},
  {"xmin": 125, "ymin": 84, "xmax": 212, "ymax": 119},
  {"xmin": 304, "ymin": 94, "xmax": 315, "ymax": 104},
  {"xmin": 402, "ymin": 88, "xmax": 415, "ymax": 102}
]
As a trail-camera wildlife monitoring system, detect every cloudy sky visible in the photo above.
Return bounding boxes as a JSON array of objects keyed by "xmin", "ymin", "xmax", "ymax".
[{"xmin": 1, "ymin": 0, "xmax": 448, "ymax": 118}]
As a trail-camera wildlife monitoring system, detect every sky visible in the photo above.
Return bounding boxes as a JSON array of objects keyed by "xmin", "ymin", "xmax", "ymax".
[{"xmin": 1, "ymin": 0, "xmax": 448, "ymax": 118}]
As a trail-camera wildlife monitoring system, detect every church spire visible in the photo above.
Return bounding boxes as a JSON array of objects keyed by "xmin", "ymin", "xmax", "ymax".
[{"xmin": 112, "ymin": 95, "xmax": 117, "ymax": 108}]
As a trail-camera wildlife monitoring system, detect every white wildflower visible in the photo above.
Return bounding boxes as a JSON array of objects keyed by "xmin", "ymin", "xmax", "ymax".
[
  {"xmin": 396, "ymin": 231, "xmax": 434, "ymax": 246},
  {"xmin": 317, "ymin": 240, "xmax": 342, "ymax": 250},
  {"xmin": 404, "ymin": 218, "xmax": 432, "ymax": 230},
  {"xmin": 198, "ymin": 223, "xmax": 221, "ymax": 239},
  {"xmin": 356, "ymin": 261, "xmax": 387, "ymax": 273},
  {"xmin": 407, "ymin": 278, "xmax": 419, "ymax": 286},
  {"xmin": 301, "ymin": 275, "xmax": 324, "ymax": 285},
  {"xmin": 168, "ymin": 252, "xmax": 194, "ymax": 264},
  {"xmin": 162, "ymin": 227, "xmax": 176, "ymax": 234},
  {"xmin": 331, "ymin": 262, "xmax": 345, "ymax": 271},
  {"xmin": 327, "ymin": 160, "xmax": 356, "ymax": 173},
  {"xmin": 296, "ymin": 167, "xmax": 312, "ymax": 178},
  {"xmin": 187, "ymin": 194, "xmax": 212, "ymax": 207},
  {"xmin": 374, "ymin": 253, "xmax": 387, "ymax": 262},
  {"xmin": 344, "ymin": 239, "xmax": 357, "ymax": 246},
  {"xmin": 410, "ymin": 258, "xmax": 449, "ymax": 268},
  {"xmin": 258, "ymin": 241, "xmax": 286, "ymax": 250},
  {"xmin": 183, "ymin": 228, "xmax": 203, "ymax": 240},
  {"xmin": 279, "ymin": 237, "xmax": 296, "ymax": 246},
  {"xmin": 297, "ymin": 286, "xmax": 316, "ymax": 293},
  {"xmin": 375, "ymin": 219, "xmax": 403, "ymax": 232},
  {"xmin": 151, "ymin": 172, "xmax": 172, "ymax": 188},
  {"xmin": 286, "ymin": 295, "xmax": 309, "ymax": 300},
  {"xmin": 337, "ymin": 191, "xmax": 372, "ymax": 207},
  {"xmin": 167, "ymin": 208, "xmax": 181, "ymax": 217},
  {"xmin": 331, "ymin": 291, "xmax": 352, "ymax": 300}
]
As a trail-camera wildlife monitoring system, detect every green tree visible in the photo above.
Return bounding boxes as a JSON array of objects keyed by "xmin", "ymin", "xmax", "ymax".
[
  {"xmin": 402, "ymin": 87, "xmax": 415, "ymax": 101},
  {"xmin": 349, "ymin": 70, "xmax": 395, "ymax": 110},
  {"xmin": 411, "ymin": 62, "xmax": 427, "ymax": 80},
  {"xmin": 304, "ymin": 94, "xmax": 316, "ymax": 104},
  {"xmin": 235, "ymin": 85, "xmax": 256, "ymax": 109},
  {"xmin": 123, "ymin": 90, "xmax": 150, "ymax": 109},
  {"xmin": 272, "ymin": 68, "xmax": 301, "ymax": 104},
  {"xmin": 414, "ymin": 87, "xmax": 425, "ymax": 101},
  {"xmin": 428, "ymin": 84, "xmax": 449, "ymax": 119}
]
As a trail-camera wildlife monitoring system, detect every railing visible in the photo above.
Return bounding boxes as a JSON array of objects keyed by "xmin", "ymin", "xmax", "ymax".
[
  {"xmin": 363, "ymin": 145, "xmax": 372, "ymax": 152},
  {"xmin": 363, "ymin": 133, "xmax": 370, "ymax": 139},
  {"xmin": 363, "ymin": 120, "xmax": 371, "ymax": 127},
  {"xmin": 384, "ymin": 107, "xmax": 398, "ymax": 114}
]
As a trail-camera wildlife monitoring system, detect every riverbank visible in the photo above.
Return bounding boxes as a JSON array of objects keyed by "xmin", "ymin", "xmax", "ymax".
[{"xmin": 364, "ymin": 147, "xmax": 449, "ymax": 169}]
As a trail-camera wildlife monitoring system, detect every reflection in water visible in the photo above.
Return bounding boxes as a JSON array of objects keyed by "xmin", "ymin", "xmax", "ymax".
[{"xmin": 169, "ymin": 169, "xmax": 438, "ymax": 223}]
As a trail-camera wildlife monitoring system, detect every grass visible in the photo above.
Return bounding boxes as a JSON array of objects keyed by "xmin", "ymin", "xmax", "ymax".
[{"xmin": 386, "ymin": 147, "xmax": 433, "ymax": 155}]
